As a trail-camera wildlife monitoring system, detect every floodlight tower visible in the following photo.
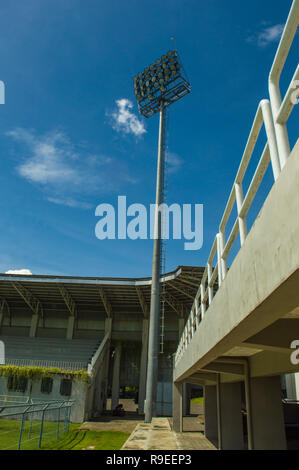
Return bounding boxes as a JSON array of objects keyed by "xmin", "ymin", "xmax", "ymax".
[{"xmin": 133, "ymin": 49, "xmax": 191, "ymax": 423}]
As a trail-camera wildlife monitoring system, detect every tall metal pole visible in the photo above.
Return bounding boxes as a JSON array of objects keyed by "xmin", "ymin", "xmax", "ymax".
[{"xmin": 144, "ymin": 102, "xmax": 165, "ymax": 423}]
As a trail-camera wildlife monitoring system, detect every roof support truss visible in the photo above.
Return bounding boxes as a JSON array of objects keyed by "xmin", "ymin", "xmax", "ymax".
[
  {"xmin": 169, "ymin": 281, "xmax": 195, "ymax": 300},
  {"xmin": 12, "ymin": 282, "xmax": 43, "ymax": 337},
  {"xmin": 12, "ymin": 282, "xmax": 43, "ymax": 316},
  {"xmin": 161, "ymin": 291, "xmax": 186, "ymax": 317},
  {"xmin": 136, "ymin": 287, "xmax": 149, "ymax": 318},
  {"xmin": 0, "ymin": 298, "xmax": 10, "ymax": 330},
  {"xmin": 58, "ymin": 285, "xmax": 78, "ymax": 340},
  {"xmin": 58, "ymin": 285, "xmax": 77, "ymax": 317},
  {"xmin": 99, "ymin": 287, "xmax": 113, "ymax": 318}
]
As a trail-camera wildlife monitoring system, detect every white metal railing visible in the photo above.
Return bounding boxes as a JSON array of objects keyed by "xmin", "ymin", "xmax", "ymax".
[
  {"xmin": 175, "ymin": 0, "xmax": 299, "ymax": 367},
  {"xmin": 269, "ymin": 0, "xmax": 299, "ymax": 169}
]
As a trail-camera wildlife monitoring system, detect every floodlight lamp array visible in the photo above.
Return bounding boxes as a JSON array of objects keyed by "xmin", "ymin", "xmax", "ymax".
[{"xmin": 133, "ymin": 50, "xmax": 191, "ymax": 118}]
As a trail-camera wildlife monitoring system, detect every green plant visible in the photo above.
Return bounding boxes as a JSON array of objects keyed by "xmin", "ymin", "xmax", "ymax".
[{"xmin": 0, "ymin": 365, "xmax": 89, "ymax": 385}]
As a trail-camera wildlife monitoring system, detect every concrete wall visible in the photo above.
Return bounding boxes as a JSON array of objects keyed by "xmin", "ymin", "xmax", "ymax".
[
  {"xmin": 174, "ymin": 139, "xmax": 299, "ymax": 382},
  {"xmin": 0, "ymin": 375, "xmax": 87, "ymax": 423}
]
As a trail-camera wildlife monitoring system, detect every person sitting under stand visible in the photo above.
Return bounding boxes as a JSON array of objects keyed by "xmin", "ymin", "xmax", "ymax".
[{"xmin": 112, "ymin": 403, "xmax": 125, "ymax": 417}]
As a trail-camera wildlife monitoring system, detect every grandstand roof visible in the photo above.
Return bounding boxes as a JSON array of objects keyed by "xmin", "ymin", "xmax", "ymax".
[{"xmin": 0, "ymin": 266, "xmax": 203, "ymax": 318}]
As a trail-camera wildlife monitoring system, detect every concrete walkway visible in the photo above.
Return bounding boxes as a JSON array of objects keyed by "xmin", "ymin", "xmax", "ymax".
[{"xmin": 121, "ymin": 417, "xmax": 216, "ymax": 450}]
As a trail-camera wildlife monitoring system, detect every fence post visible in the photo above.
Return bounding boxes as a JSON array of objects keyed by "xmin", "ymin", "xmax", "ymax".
[
  {"xmin": 39, "ymin": 403, "xmax": 50, "ymax": 449},
  {"xmin": 17, "ymin": 404, "xmax": 32, "ymax": 450},
  {"xmin": 18, "ymin": 412, "xmax": 26, "ymax": 450}
]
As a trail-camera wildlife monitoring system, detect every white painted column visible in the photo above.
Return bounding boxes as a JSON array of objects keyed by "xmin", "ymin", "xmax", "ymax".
[
  {"xmin": 172, "ymin": 381, "xmax": 183, "ymax": 432},
  {"xmin": 250, "ymin": 376, "xmax": 287, "ymax": 449},
  {"xmin": 111, "ymin": 342, "xmax": 122, "ymax": 411},
  {"xmin": 29, "ymin": 314, "xmax": 39, "ymax": 338},
  {"xmin": 204, "ymin": 385, "xmax": 218, "ymax": 444},
  {"xmin": 66, "ymin": 315, "xmax": 75, "ymax": 340},
  {"xmin": 220, "ymin": 382, "xmax": 244, "ymax": 450},
  {"xmin": 138, "ymin": 319, "xmax": 149, "ymax": 414}
]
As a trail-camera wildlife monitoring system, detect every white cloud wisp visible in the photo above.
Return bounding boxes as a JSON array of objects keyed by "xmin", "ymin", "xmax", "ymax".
[{"xmin": 111, "ymin": 99, "xmax": 146, "ymax": 136}]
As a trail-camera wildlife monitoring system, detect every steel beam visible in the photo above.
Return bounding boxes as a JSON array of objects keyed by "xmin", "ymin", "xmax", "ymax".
[
  {"xmin": 136, "ymin": 287, "xmax": 149, "ymax": 318},
  {"xmin": 145, "ymin": 103, "xmax": 165, "ymax": 423},
  {"xmin": 161, "ymin": 291, "xmax": 186, "ymax": 317},
  {"xmin": 169, "ymin": 281, "xmax": 195, "ymax": 299},
  {"xmin": 58, "ymin": 285, "xmax": 77, "ymax": 317},
  {"xmin": 12, "ymin": 282, "xmax": 43, "ymax": 316},
  {"xmin": 12, "ymin": 282, "xmax": 43, "ymax": 337},
  {"xmin": 0, "ymin": 298, "xmax": 10, "ymax": 331},
  {"xmin": 99, "ymin": 287, "xmax": 113, "ymax": 318},
  {"xmin": 202, "ymin": 362, "xmax": 245, "ymax": 376},
  {"xmin": 58, "ymin": 285, "xmax": 78, "ymax": 339}
]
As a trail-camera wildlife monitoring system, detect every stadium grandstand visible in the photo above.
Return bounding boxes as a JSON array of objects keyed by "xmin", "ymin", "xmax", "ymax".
[{"xmin": 0, "ymin": 265, "xmax": 203, "ymax": 422}]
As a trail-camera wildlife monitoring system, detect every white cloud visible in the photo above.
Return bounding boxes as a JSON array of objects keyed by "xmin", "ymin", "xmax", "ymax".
[
  {"xmin": 47, "ymin": 197, "xmax": 93, "ymax": 210},
  {"xmin": 111, "ymin": 99, "xmax": 146, "ymax": 136},
  {"xmin": 247, "ymin": 24, "xmax": 284, "ymax": 47},
  {"xmin": 5, "ymin": 269, "xmax": 32, "ymax": 275},
  {"xmin": 6, "ymin": 128, "xmax": 135, "ymax": 208},
  {"xmin": 7, "ymin": 129, "xmax": 78, "ymax": 185},
  {"xmin": 167, "ymin": 152, "xmax": 183, "ymax": 174}
]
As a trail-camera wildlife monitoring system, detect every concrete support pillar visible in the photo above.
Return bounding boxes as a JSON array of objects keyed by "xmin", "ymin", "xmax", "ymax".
[
  {"xmin": 111, "ymin": 342, "xmax": 122, "ymax": 411},
  {"xmin": 29, "ymin": 314, "xmax": 39, "ymax": 338},
  {"xmin": 295, "ymin": 373, "xmax": 299, "ymax": 401},
  {"xmin": 172, "ymin": 381, "xmax": 183, "ymax": 432},
  {"xmin": 204, "ymin": 385, "xmax": 218, "ymax": 443},
  {"xmin": 0, "ymin": 310, "xmax": 4, "ymax": 332},
  {"xmin": 88, "ymin": 318, "xmax": 113, "ymax": 418},
  {"xmin": 102, "ymin": 317, "xmax": 112, "ymax": 408},
  {"xmin": 250, "ymin": 376, "xmax": 286, "ymax": 450},
  {"xmin": 66, "ymin": 316, "xmax": 75, "ymax": 339},
  {"xmin": 285, "ymin": 373, "xmax": 299, "ymax": 400},
  {"xmin": 220, "ymin": 382, "xmax": 244, "ymax": 450},
  {"xmin": 138, "ymin": 318, "xmax": 149, "ymax": 414},
  {"xmin": 183, "ymin": 383, "xmax": 191, "ymax": 416}
]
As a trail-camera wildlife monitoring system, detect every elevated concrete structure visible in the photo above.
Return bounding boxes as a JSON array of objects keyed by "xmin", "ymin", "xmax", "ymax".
[{"xmin": 173, "ymin": 141, "xmax": 299, "ymax": 448}]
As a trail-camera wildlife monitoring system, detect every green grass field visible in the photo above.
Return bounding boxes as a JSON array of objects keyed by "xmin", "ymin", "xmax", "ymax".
[
  {"xmin": 0, "ymin": 419, "xmax": 129, "ymax": 450},
  {"xmin": 190, "ymin": 397, "xmax": 204, "ymax": 404}
]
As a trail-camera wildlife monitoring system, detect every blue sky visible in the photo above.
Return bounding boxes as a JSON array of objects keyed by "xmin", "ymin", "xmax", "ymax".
[{"xmin": 0, "ymin": 0, "xmax": 297, "ymax": 277}]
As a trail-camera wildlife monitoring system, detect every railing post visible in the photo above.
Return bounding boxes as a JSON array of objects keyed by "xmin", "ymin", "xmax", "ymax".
[
  {"xmin": 195, "ymin": 298, "xmax": 200, "ymax": 328},
  {"xmin": 207, "ymin": 263, "xmax": 214, "ymax": 304},
  {"xmin": 218, "ymin": 231, "xmax": 227, "ymax": 281},
  {"xmin": 235, "ymin": 183, "xmax": 247, "ymax": 246},
  {"xmin": 260, "ymin": 100, "xmax": 281, "ymax": 181},
  {"xmin": 216, "ymin": 234, "xmax": 223, "ymax": 286},
  {"xmin": 200, "ymin": 284, "xmax": 206, "ymax": 319}
]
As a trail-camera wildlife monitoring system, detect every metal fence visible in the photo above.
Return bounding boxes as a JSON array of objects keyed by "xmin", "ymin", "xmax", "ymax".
[
  {"xmin": 175, "ymin": 0, "xmax": 299, "ymax": 366},
  {"xmin": 0, "ymin": 396, "xmax": 75, "ymax": 450}
]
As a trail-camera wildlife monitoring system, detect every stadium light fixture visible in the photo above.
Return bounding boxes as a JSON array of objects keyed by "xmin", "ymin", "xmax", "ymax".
[
  {"xmin": 133, "ymin": 49, "xmax": 190, "ymax": 118},
  {"xmin": 133, "ymin": 49, "xmax": 191, "ymax": 424}
]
